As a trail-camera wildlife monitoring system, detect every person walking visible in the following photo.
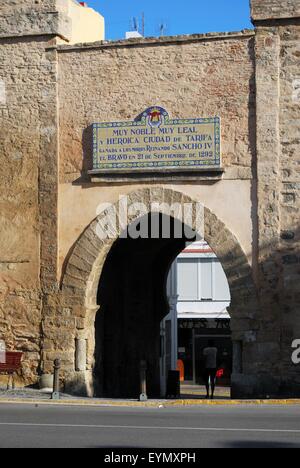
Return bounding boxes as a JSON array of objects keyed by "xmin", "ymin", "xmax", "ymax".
[{"xmin": 203, "ymin": 339, "xmax": 218, "ymax": 399}]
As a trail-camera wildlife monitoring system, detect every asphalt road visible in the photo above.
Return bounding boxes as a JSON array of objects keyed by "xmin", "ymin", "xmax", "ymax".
[{"xmin": 0, "ymin": 403, "xmax": 299, "ymax": 448}]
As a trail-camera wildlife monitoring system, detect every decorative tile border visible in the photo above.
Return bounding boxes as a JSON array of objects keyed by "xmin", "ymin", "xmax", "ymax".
[{"xmin": 92, "ymin": 107, "xmax": 221, "ymax": 173}]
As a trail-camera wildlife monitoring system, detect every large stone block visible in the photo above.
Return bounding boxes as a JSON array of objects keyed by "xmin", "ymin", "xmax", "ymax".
[
  {"xmin": 0, "ymin": 0, "xmax": 73, "ymax": 37},
  {"xmin": 251, "ymin": 0, "xmax": 300, "ymax": 21},
  {"xmin": 64, "ymin": 371, "xmax": 91, "ymax": 396}
]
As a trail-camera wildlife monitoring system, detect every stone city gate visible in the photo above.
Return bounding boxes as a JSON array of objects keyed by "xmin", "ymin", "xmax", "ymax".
[
  {"xmin": 0, "ymin": 0, "xmax": 299, "ymax": 398},
  {"xmin": 43, "ymin": 188, "xmax": 261, "ymax": 398}
]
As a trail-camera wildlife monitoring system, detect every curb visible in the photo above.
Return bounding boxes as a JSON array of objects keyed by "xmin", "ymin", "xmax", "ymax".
[{"xmin": 0, "ymin": 398, "xmax": 300, "ymax": 408}]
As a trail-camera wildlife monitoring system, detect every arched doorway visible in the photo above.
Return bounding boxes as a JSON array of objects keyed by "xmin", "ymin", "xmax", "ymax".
[
  {"xmin": 93, "ymin": 213, "xmax": 198, "ymax": 398},
  {"xmin": 60, "ymin": 188, "xmax": 259, "ymax": 398}
]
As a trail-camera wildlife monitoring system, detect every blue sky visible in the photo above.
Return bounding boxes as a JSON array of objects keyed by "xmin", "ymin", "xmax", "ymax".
[{"xmin": 86, "ymin": 0, "xmax": 253, "ymax": 40}]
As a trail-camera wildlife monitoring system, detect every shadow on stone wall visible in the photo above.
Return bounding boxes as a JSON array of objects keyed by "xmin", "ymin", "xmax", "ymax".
[{"xmin": 81, "ymin": 125, "xmax": 94, "ymax": 182}]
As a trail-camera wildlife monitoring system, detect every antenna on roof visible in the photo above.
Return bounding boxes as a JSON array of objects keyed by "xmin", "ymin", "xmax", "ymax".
[
  {"xmin": 141, "ymin": 12, "xmax": 145, "ymax": 37},
  {"xmin": 132, "ymin": 17, "xmax": 139, "ymax": 32},
  {"xmin": 159, "ymin": 22, "xmax": 167, "ymax": 37},
  {"xmin": 127, "ymin": 14, "xmax": 145, "ymax": 39}
]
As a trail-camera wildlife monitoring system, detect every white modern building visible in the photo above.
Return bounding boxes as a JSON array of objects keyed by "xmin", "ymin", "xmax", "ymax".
[{"xmin": 160, "ymin": 241, "xmax": 232, "ymax": 393}]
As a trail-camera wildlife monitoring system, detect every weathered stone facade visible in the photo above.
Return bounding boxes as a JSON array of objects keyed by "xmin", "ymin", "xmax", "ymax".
[
  {"xmin": 0, "ymin": 0, "xmax": 299, "ymax": 397},
  {"xmin": 251, "ymin": 0, "xmax": 300, "ymax": 20}
]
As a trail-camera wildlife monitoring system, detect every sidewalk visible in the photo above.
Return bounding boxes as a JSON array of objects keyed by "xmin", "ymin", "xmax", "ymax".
[
  {"xmin": 180, "ymin": 384, "xmax": 231, "ymax": 399},
  {"xmin": 0, "ymin": 387, "xmax": 300, "ymax": 407}
]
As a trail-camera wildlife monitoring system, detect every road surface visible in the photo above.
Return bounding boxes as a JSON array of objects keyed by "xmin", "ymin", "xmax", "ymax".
[{"xmin": 0, "ymin": 403, "xmax": 299, "ymax": 448}]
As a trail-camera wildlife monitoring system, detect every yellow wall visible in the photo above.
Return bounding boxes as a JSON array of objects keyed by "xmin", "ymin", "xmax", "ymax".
[{"xmin": 67, "ymin": 0, "xmax": 105, "ymax": 44}]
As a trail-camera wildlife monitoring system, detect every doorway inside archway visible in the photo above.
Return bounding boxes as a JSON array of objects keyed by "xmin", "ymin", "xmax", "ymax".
[{"xmin": 93, "ymin": 212, "xmax": 231, "ymax": 399}]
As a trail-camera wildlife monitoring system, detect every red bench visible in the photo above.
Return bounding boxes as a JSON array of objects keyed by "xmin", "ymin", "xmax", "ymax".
[{"xmin": 0, "ymin": 352, "xmax": 23, "ymax": 389}]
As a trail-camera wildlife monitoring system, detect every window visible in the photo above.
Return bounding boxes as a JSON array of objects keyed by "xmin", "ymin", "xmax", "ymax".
[
  {"xmin": 176, "ymin": 257, "xmax": 230, "ymax": 302},
  {"xmin": 200, "ymin": 259, "xmax": 213, "ymax": 300},
  {"xmin": 213, "ymin": 261, "xmax": 230, "ymax": 301},
  {"xmin": 177, "ymin": 259, "xmax": 198, "ymax": 300}
]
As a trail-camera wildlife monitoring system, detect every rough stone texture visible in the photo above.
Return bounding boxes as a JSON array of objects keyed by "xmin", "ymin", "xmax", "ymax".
[
  {"xmin": 251, "ymin": 0, "xmax": 300, "ymax": 21},
  {"xmin": 0, "ymin": 0, "xmax": 299, "ymax": 397},
  {"xmin": 58, "ymin": 32, "xmax": 255, "ymax": 184},
  {"xmin": 0, "ymin": 0, "xmax": 72, "ymax": 40},
  {"xmin": 0, "ymin": 35, "xmax": 55, "ymax": 386},
  {"xmin": 278, "ymin": 23, "xmax": 300, "ymax": 388},
  {"xmin": 254, "ymin": 27, "xmax": 282, "ymax": 379},
  {"xmin": 0, "ymin": 2, "xmax": 63, "ymax": 386}
]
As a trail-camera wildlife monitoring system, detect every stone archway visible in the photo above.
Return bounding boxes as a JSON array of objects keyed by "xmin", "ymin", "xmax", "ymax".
[{"xmin": 59, "ymin": 187, "xmax": 259, "ymax": 397}]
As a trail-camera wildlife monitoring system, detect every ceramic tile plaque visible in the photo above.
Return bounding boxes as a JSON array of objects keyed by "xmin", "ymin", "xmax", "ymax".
[{"xmin": 92, "ymin": 107, "xmax": 221, "ymax": 173}]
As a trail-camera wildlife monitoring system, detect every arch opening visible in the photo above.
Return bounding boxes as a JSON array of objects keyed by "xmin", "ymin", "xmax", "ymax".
[
  {"xmin": 60, "ymin": 188, "xmax": 258, "ymax": 399},
  {"xmin": 93, "ymin": 213, "xmax": 198, "ymax": 398}
]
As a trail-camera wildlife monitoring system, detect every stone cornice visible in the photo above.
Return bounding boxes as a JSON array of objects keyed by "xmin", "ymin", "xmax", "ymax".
[
  {"xmin": 0, "ymin": 11, "xmax": 72, "ymax": 41},
  {"xmin": 53, "ymin": 29, "xmax": 255, "ymax": 53}
]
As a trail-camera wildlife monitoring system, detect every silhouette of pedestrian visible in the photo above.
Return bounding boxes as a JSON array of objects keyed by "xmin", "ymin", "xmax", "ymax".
[{"xmin": 203, "ymin": 339, "xmax": 218, "ymax": 399}]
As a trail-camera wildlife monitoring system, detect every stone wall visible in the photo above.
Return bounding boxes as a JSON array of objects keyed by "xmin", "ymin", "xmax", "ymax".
[
  {"xmin": 279, "ymin": 23, "xmax": 300, "ymax": 391},
  {"xmin": 251, "ymin": 0, "xmax": 300, "ymax": 21},
  {"xmin": 254, "ymin": 26, "xmax": 282, "ymax": 390},
  {"xmin": 0, "ymin": 0, "xmax": 63, "ymax": 385},
  {"xmin": 253, "ymin": 12, "xmax": 300, "ymax": 394},
  {"xmin": 0, "ymin": 37, "xmax": 51, "ymax": 385},
  {"xmin": 58, "ymin": 32, "xmax": 256, "ymax": 183},
  {"xmin": 0, "ymin": 0, "xmax": 72, "ymax": 40}
]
